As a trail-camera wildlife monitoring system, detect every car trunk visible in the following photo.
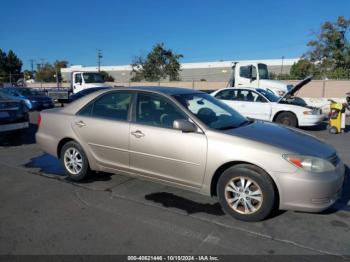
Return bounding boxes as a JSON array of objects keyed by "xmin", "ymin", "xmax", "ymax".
[{"xmin": 0, "ymin": 100, "xmax": 27, "ymax": 124}]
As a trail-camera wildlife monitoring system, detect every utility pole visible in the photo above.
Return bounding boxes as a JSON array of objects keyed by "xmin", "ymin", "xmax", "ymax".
[
  {"xmin": 280, "ymin": 56, "xmax": 285, "ymax": 75},
  {"xmin": 29, "ymin": 59, "xmax": 35, "ymax": 75},
  {"xmin": 97, "ymin": 49, "xmax": 103, "ymax": 72}
]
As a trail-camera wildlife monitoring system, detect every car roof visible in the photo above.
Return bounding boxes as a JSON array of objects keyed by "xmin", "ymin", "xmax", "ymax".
[
  {"xmin": 60, "ymin": 86, "xmax": 204, "ymax": 114},
  {"xmin": 124, "ymin": 86, "xmax": 203, "ymax": 95}
]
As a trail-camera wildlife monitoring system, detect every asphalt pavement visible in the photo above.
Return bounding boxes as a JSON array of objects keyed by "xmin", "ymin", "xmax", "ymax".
[{"xmin": 0, "ymin": 112, "xmax": 349, "ymax": 256}]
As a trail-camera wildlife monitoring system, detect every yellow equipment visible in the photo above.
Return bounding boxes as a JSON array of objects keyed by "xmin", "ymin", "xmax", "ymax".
[{"xmin": 328, "ymin": 99, "xmax": 346, "ymax": 134}]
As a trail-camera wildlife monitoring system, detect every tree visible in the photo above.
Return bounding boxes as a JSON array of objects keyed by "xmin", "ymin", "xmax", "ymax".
[
  {"xmin": 23, "ymin": 70, "xmax": 34, "ymax": 80},
  {"xmin": 131, "ymin": 43, "xmax": 183, "ymax": 81},
  {"xmin": 0, "ymin": 49, "xmax": 22, "ymax": 82},
  {"xmin": 35, "ymin": 63, "xmax": 56, "ymax": 82},
  {"xmin": 290, "ymin": 59, "xmax": 316, "ymax": 79},
  {"xmin": 305, "ymin": 16, "xmax": 350, "ymax": 78},
  {"xmin": 35, "ymin": 60, "xmax": 69, "ymax": 82},
  {"xmin": 53, "ymin": 60, "xmax": 68, "ymax": 82},
  {"xmin": 100, "ymin": 71, "xmax": 115, "ymax": 82}
]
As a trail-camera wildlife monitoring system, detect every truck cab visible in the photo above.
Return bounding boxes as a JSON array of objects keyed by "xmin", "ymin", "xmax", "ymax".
[
  {"xmin": 228, "ymin": 62, "xmax": 293, "ymax": 96},
  {"xmin": 71, "ymin": 71, "xmax": 111, "ymax": 94}
]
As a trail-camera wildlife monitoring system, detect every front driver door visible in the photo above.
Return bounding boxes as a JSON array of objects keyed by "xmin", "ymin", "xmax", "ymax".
[
  {"xmin": 238, "ymin": 90, "xmax": 271, "ymax": 120},
  {"xmin": 129, "ymin": 92, "xmax": 207, "ymax": 188}
]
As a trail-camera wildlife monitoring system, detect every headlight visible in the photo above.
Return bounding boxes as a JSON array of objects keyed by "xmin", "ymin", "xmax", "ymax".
[{"xmin": 283, "ymin": 154, "xmax": 335, "ymax": 173}]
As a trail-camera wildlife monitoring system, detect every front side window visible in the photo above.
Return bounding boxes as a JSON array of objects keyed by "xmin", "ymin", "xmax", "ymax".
[
  {"xmin": 239, "ymin": 66, "xmax": 250, "ymax": 78},
  {"xmin": 173, "ymin": 93, "xmax": 248, "ymax": 130},
  {"xmin": 214, "ymin": 89, "xmax": 237, "ymax": 100},
  {"xmin": 75, "ymin": 74, "xmax": 82, "ymax": 84},
  {"xmin": 256, "ymin": 89, "xmax": 279, "ymax": 102},
  {"xmin": 79, "ymin": 92, "xmax": 132, "ymax": 121},
  {"xmin": 136, "ymin": 93, "xmax": 186, "ymax": 128}
]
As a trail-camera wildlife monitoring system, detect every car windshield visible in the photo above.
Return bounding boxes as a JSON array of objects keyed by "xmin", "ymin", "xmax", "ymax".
[
  {"xmin": 256, "ymin": 89, "xmax": 280, "ymax": 102},
  {"xmin": 258, "ymin": 63, "xmax": 269, "ymax": 80},
  {"xmin": 83, "ymin": 73, "xmax": 105, "ymax": 83},
  {"xmin": 173, "ymin": 93, "xmax": 250, "ymax": 130}
]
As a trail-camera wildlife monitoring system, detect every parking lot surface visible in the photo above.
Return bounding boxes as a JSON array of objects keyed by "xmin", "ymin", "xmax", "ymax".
[{"xmin": 0, "ymin": 112, "xmax": 349, "ymax": 256}]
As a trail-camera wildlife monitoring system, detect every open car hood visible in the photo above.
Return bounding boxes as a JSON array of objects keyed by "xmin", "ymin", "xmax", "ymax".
[{"xmin": 277, "ymin": 76, "xmax": 312, "ymax": 103}]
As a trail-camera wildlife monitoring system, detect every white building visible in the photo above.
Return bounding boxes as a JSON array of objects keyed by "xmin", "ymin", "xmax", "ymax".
[{"xmin": 61, "ymin": 58, "xmax": 299, "ymax": 82}]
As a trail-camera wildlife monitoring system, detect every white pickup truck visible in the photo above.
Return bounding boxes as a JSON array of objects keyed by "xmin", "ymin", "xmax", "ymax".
[
  {"xmin": 71, "ymin": 71, "xmax": 112, "ymax": 94},
  {"xmin": 228, "ymin": 62, "xmax": 293, "ymax": 96}
]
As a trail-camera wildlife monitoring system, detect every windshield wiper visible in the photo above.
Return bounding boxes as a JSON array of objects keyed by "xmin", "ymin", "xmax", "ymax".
[{"xmin": 219, "ymin": 120, "xmax": 253, "ymax": 130}]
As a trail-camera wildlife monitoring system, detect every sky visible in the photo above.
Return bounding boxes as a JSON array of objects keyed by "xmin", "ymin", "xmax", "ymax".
[{"xmin": 1, "ymin": 0, "xmax": 350, "ymax": 70}]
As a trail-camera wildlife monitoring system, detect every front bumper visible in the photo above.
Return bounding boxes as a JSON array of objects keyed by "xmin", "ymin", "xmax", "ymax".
[
  {"xmin": 298, "ymin": 114, "xmax": 326, "ymax": 127},
  {"xmin": 274, "ymin": 160, "xmax": 345, "ymax": 212}
]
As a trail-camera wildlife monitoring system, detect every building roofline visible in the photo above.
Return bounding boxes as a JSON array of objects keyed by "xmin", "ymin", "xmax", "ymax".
[{"xmin": 61, "ymin": 58, "xmax": 300, "ymax": 73}]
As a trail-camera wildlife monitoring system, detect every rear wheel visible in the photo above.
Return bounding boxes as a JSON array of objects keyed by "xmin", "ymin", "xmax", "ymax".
[
  {"xmin": 329, "ymin": 126, "xmax": 338, "ymax": 134},
  {"xmin": 275, "ymin": 112, "xmax": 297, "ymax": 127},
  {"xmin": 217, "ymin": 164, "xmax": 276, "ymax": 222},
  {"xmin": 60, "ymin": 141, "xmax": 90, "ymax": 181}
]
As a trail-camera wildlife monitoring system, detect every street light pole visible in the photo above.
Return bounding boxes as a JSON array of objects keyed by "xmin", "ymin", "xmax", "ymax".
[
  {"xmin": 280, "ymin": 56, "xmax": 285, "ymax": 75},
  {"xmin": 97, "ymin": 49, "xmax": 103, "ymax": 72}
]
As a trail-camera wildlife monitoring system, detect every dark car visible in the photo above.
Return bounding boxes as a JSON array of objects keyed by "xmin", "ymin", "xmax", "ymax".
[
  {"xmin": 0, "ymin": 91, "xmax": 29, "ymax": 135},
  {"xmin": 1, "ymin": 87, "xmax": 54, "ymax": 111},
  {"xmin": 68, "ymin": 87, "xmax": 112, "ymax": 103}
]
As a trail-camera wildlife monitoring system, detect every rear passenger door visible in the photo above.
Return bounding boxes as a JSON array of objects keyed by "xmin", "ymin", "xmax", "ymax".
[
  {"xmin": 72, "ymin": 91, "xmax": 133, "ymax": 170},
  {"xmin": 129, "ymin": 92, "xmax": 207, "ymax": 188}
]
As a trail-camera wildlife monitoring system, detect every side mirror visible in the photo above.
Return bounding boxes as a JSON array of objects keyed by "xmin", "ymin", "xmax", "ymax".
[{"xmin": 173, "ymin": 119, "xmax": 197, "ymax": 133}]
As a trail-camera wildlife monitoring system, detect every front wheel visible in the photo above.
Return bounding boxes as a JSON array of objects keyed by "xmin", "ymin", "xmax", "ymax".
[
  {"xmin": 217, "ymin": 164, "xmax": 276, "ymax": 222},
  {"xmin": 275, "ymin": 112, "xmax": 298, "ymax": 127},
  {"xmin": 60, "ymin": 141, "xmax": 90, "ymax": 181}
]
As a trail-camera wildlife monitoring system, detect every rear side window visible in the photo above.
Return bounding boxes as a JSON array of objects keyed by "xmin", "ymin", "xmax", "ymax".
[{"xmin": 78, "ymin": 92, "xmax": 133, "ymax": 121}]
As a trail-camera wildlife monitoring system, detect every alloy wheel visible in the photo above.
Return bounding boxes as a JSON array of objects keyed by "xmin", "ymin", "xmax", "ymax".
[
  {"xmin": 224, "ymin": 176, "xmax": 263, "ymax": 214},
  {"xmin": 63, "ymin": 147, "xmax": 83, "ymax": 175}
]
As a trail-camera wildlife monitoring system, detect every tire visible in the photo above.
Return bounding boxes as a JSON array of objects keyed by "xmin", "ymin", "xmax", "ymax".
[
  {"xmin": 329, "ymin": 126, "xmax": 338, "ymax": 134},
  {"xmin": 60, "ymin": 141, "xmax": 90, "ymax": 181},
  {"xmin": 217, "ymin": 164, "xmax": 276, "ymax": 222},
  {"xmin": 275, "ymin": 112, "xmax": 297, "ymax": 127}
]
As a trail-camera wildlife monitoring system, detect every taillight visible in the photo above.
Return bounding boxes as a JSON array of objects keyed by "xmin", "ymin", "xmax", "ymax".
[{"xmin": 37, "ymin": 113, "xmax": 42, "ymax": 127}]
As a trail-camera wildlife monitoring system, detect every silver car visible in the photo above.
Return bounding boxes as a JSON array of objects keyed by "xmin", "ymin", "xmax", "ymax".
[{"xmin": 36, "ymin": 87, "xmax": 345, "ymax": 221}]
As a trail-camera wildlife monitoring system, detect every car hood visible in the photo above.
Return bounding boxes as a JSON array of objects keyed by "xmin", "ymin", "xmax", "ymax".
[
  {"xmin": 226, "ymin": 121, "xmax": 335, "ymax": 159},
  {"xmin": 278, "ymin": 76, "xmax": 312, "ymax": 103}
]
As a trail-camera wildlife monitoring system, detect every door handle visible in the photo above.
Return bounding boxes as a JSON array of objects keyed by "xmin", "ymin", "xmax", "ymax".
[
  {"xmin": 131, "ymin": 130, "xmax": 145, "ymax": 138},
  {"xmin": 75, "ymin": 120, "xmax": 86, "ymax": 127}
]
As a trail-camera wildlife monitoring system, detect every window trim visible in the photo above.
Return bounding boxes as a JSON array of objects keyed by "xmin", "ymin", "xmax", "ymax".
[{"xmin": 76, "ymin": 90, "xmax": 135, "ymax": 123}]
